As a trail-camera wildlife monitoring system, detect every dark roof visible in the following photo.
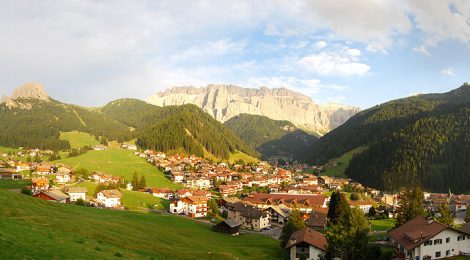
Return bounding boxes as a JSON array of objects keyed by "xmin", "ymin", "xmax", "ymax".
[
  {"xmin": 459, "ymin": 222, "xmax": 470, "ymax": 235},
  {"xmin": 285, "ymin": 228, "xmax": 327, "ymax": 250},
  {"xmin": 227, "ymin": 202, "xmax": 267, "ymax": 219},
  {"xmin": 388, "ymin": 216, "xmax": 464, "ymax": 250},
  {"xmin": 305, "ymin": 211, "xmax": 327, "ymax": 228},
  {"xmin": 222, "ymin": 219, "xmax": 243, "ymax": 228},
  {"xmin": 244, "ymin": 193, "xmax": 325, "ymax": 207}
]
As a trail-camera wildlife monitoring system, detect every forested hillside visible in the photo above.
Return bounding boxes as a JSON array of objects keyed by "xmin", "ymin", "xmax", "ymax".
[
  {"xmin": 103, "ymin": 99, "xmax": 259, "ymax": 160},
  {"xmin": 0, "ymin": 98, "xmax": 131, "ymax": 150},
  {"xmin": 304, "ymin": 83, "xmax": 470, "ymax": 193},
  {"xmin": 225, "ymin": 114, "xmax": 317, "ymax": 160}
]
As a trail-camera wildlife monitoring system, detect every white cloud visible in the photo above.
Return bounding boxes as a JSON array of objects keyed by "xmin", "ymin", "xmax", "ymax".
[
  {"xmin": 313, "ymin": 41, "xmax": 328, "ymax": 50},
  {"xmin": 170, "ymin": 39, "xmax": 246, "ymax": 63},
  {"xmin": 441, "ymin": 68, "xmax": 456, "ymax": 76},
  {"xmin": 299, "ymin": 48, "xmax": 370, "ymax": 76}
]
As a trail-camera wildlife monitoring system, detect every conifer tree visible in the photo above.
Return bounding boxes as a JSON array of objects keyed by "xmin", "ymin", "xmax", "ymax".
[{"xmin": 435, "ymin": 205, "xmax": 454, "ymax": 226}]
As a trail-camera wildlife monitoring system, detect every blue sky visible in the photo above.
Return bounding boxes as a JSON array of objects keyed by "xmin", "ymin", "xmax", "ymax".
[{"xmin": 1, "ymin": 0, "xmax": 470, "ymax": 109}]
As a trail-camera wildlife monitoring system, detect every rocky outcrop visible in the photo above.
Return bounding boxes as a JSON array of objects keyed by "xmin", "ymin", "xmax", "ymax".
[
  {"xmin": 1, "ymin": 83, "xmax": 49, "ymax": 109},
  {"xmin": 148, "ymin": 84, "xmax": 360, "ymax": 135}
]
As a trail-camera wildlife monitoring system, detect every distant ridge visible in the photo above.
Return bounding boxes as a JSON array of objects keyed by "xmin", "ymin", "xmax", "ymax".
[{"xmin": 148, "ymin": 84, "xmax": 360, "ymax": 135}]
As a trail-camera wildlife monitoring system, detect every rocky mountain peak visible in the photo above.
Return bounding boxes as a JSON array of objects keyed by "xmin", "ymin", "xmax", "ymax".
[
  {"xmin": 11, "ymin": 83, "xmax": 49, "ymax": 101},
  {"xmin": 148, "ymin": 84, "xmax": 360, "ymax": 135}
]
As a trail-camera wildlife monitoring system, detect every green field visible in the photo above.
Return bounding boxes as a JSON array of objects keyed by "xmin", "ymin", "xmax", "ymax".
[
  {"xmin": 0, "ymin": 189, "xmax": 281, "ymax": 259},
  {"xmin": 0, "ymin": 179, "xmax": 32, "ymax": 189},
  {"xmin": 0, "ymin": 146, "xmax": 20, "ymax": 154},
  {"xmin": 370, "ymin": 219, "xmax": 396, "ymax": 231},
  {"xmin": 323, "ymin": 146, "xmax": 367, "ymax": 177},
  {"xmin": 60, "ymin": 131, "xmax": 100, "ymax": 148},
  {"xmin": 56, "ymin": 148, "xmax": 178, "ymax": 189},
  {"xmin": 229, "ymin": 150, "xmax": 259, "ymax": 164}
]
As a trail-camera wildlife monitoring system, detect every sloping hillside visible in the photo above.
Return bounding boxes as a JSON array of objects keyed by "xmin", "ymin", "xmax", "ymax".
[
  {"xmin": 225, "ymin": 114, "xmax": 317, "ymax": 160},
  {"xmin": 0, "ymin": 189, "xmax": 280, "ymax": 259},
  {"xmin": 304, "ymin": 83, "xmax": 470, "ymax": 193},
  {"xmin": 102, "ymin": 99, "xmax": 259, "ymax": 160}
]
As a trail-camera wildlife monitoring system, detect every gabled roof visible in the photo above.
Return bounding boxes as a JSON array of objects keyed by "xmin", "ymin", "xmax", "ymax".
[
  {"xmin": 222, "ymin": 219, "xmax": 243, "ymax": 228},
  {"xmin": 67, "ymin": 187, "xmax": 88, "ymax": 194},
  {"xmin": 99, "ymin": 189, "xmax": 122, "ymax": 198},
  {"xmin": 39, "ymin": 190, "xmax": 69, "ymax": 201},
  {"xmin": 286, "ymin": 228, "xmax": 327, "ymax": 251},
  {"xmin": 227, "ymin": 202, "xmax": 267, "ymax": 219},
  {"xmin": 305, "ymin": 211, "xmax": 327, "ymax": 228},
  {"xmin": 388, "ymin": 216, "xmax": 464, "ymax": 250}
]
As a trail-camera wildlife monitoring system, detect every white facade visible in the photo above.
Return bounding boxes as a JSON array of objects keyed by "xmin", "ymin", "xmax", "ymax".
[
  {"xmin": 97, "ymin": 192, "xmax": 121, "ymax": 208},
  {"xmin": 69, "ymin": 192, "xmax": 86, "ymax": 202},
  {"xmin": 399, "ymin": 229, "xmax": 470, "ymax": 259},
  {"xmin": 289, "ymin": 245, "xmax": 324, "ymax": 260}
]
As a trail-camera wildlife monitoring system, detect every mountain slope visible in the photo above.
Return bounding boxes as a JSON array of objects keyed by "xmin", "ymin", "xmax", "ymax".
[
  {"xmin": 0, "ymin": 84, "xmax": 131, "ymax": 150},
  {"xmin": 225, "ymin": 114, "xmax": 318, "ymax": 160},
  {"xmin": 305, "ymin": 83, "xmax": 470, "ymax": 193},
  {"xmin": 102, "ymin": 99, "xmax": 259, "ymax": 160},
  {"xmin": 0, "ymin": 189, "xmax": 280, "ymax": 259},
  {"xmin": 148, "ymin": 84, "xmax": 360, "ymax": 135}
]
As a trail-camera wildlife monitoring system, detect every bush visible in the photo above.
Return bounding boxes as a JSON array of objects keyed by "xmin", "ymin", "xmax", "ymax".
[
  {"xmin": 21, "ymin": 187, "xmax": 32, "ymax": 196},
  {"xmin": 114, "ymin": 252, "xmax": 123, "ymax": 257},
  {"xmin": 75, "ymin": 198, "xmax": 86, "ymax": 206}
]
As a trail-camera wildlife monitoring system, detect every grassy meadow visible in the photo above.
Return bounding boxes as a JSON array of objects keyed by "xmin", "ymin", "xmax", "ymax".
[
  {"xmin": 0, "ymin": 189, "xmax": 281, "ymax": 259},
  {"xmin": 59, "ymin": 131, "xmax": 100, "ymax": 148},
  {"xmin": 369, "ymin": 219, "xmax": 396, "ymax": 231},
  {"xmin": 229, "ymin": 150, "xmax": 259, "ymax": 164},
  {"xmin": 56, "ymin": 147, "xmax": 179, "ymax": 189},
  {"xmin": 322, "ymin": 146, "xmax": 367, "ymax": 177}
]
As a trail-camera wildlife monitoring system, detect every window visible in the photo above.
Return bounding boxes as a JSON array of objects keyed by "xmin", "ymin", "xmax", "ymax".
[
  {"xmin": 446, "ymin": 250, "xmax": 450, "ymax": 256},
  {"xmin": 435, "ymin": 251, "xmax": 441, "ymax": 258},
  {"xmin": 424, "ymin": 240, "xmax": 433, "ymax": 246},
  {"xmin": 458, "ymin": 235, "xmax": 466, "ymax": 241},
  {"xmin": 434, "ymin": 239, "xmax": 442, "ymax": 245},
  {"xmin": 446, "ymin": 237, "xmax": 450, "ymax": 243}
]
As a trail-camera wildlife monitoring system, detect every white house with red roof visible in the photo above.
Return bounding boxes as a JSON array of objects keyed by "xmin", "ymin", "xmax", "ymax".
[{"xmin": 285, "ymin": 228, "xmax": 327, "ymax": 260}]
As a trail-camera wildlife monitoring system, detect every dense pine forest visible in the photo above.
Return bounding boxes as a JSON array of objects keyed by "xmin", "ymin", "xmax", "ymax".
[
  {"xmin": 103, "ymin": 99, "xmax": 259, "ymax": 160},
  {"xmin": 0, "ymin": 98, "xmax": 131, "ymax": 150},
  {"xmin": 225, "ymin": 114, "xmax": 317, "ymax": 160},
  {"xmin": 305, "ymin": 83, "xmax": 470, "ymax": 193}
]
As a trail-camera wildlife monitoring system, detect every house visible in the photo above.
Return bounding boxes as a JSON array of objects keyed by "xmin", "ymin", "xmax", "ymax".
[
  {"xmin": 55, "ymin": 172, "xmax": 71, "ymax": 184},
  {"xmin": 305, "ymin": 211, "xmax": 327, "ymax": 230},
  {"xmin": 93, "ymin": 145, "xmax": 107, "ymax": 151},
  {"xmin": 16, "ymin": 163, "xmax": 30, "ymax": 172},
  {"xmin": 218, "ymin": 185, "xmax": 238, "ymax": 197},
  {"xmin": 244, "ymin": 193, "xmax": 327, "ymax": 213},
  {"xmin": 96, "ymin": 189, "xmax": 122, "ymax": 208},
  {"xmin": 0, "ymin": 168, "xmax": 23, "ymax": 180},
  {"xmin": 171, "ymin": 172, "xmax": 185, "ymax": 183},
  {"xmin": 265, "ymin": 204, "xmax": 292, "ymax": 224},
  {"xmin": 388, "ymin": 216, "xmax": 470, "ymax": 259},
  {"xmin": 348, "ymin": 200, "xmax": 374, "ymax": 214},
  {"xmin": 169, "ymin": 196, "xmax": 208, "ymax": 218},
  {"xmin": 35, "ymin": 164, "xmax": 54, "ymax": 175},
  {"xmin": 66, "ymin": 187, "xmax": 87, "ymax": 202},
  {"xmin": 285, "ymin": 228, "xmax": 327, "ymax": 260},
  {"xmin": 226, "ymin": 202, "xmax": 270, "ymax": 231},
  {"xmin": 303, "ymin": 176, "xmax": 318, "ymax": 185},
  {"xmin": 213, "ymin": 219, "xmax": 242, "ymax": 236},
  {"xmin": 33, "ymin": 190, "xmax": 69, "ymax": 203},
  {"xmin": 176, "ymin": 189, "xmax": 193, "ymax": 198},
  {"xmin": 150, "ymin": 188, "xmax": 174, "ymax": 199},
  {"xmin": 32, "ymin": 177, "xmax": 50, "ymax": 193}
]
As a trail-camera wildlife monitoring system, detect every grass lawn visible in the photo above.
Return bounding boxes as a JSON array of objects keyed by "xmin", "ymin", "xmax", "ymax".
[
  {"xmin": 229, "ymin": 150, "xmax": 259, "ymax": 164},
  {"xmin": 56, "ymin": 147, "xmax": 179, "ymax": 189},
  {"xmin": 60, "ymin": 131, "xmax": 100, "ymax": 148},
  {"xmin": 0, "ymin": 189, "xmax": 281, "ymax": 259},
  {"xmin": 370, "ymin": 218, "xmax": 396, "ymax": 231},
  {"xmin": 323, "ymin": 146, "xmax": 367, "ymax": 177},
  {"xmin": 0, "ymin": 146, "xmax": 20, "ymax": 154},
  {"xmin": 0, "ymin": 179, "xmax": 31, "ymax": 189}
]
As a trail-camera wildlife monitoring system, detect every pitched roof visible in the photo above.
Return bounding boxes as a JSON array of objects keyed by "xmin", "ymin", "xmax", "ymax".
[
  {"xmin": 244, "ymin": 193, "xmax": 325, "ymax": 207},
  {"xmin": 41, "ymin": 190, "xmax": 69, "ymax": 201},
  {"xmin": 67, "ymin": 187, "xmax": 88, "ymax": 194},
  {"xmin": 388, "ymin": 216, "xmax": 459, "ymax": 250},
  {"xmin": 285, "ymin": 228, "xmax": 327, "ymax": 250},
  {"xmin": 223, "ymin": 218, "xmax": 243, "ymax": 228},
  {"xmin": 305, "ymin": 211, "xmax": 327, "ymax": 228},
  {"xmin": 459, "ymin": 222, "xmax": 470, "ymax": 235},
  {"xmin": 227, "ymin": 202, "xmax": 267, "ymax": 219},
  {"xmin": 99, "ymin": 189, "xmax": 122, "ymax": 198}
]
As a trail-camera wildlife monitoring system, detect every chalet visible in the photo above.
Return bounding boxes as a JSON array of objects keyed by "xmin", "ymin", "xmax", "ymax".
[
  {"xmin": 0, "ymin": 168, "xmax": 23, "ymax": 180},
  {"xmin": 303, "ymin": 176, "xmax": 318, "ymax": 185},
  {"xmin": 213, "ymin": 219, "xmax": 242, "ymax": 236},
  {"xmin": 96, "ymin": 189, "xmax": 122, "ymax": 208},
  {"xmin": 176, "ymin": 189, "xmax": 193, "ymax": 198},
  {"xmin": 169, "ymin": 196, "xmax": 208, "ymax": 218},
  {"xmin": 244, "ymin": 193, "xmax": 327, "ymax": 213},
  {"xmin": 55, "ymin": 172, "xmax": 71, "ymax": 184},
  {"xmin": 348, "ymin": 200, "xmax": 374, "ymax": 214},
  {"xmin": 389, "ymin": 216, "xmax": 470, "ymax": 259},
  {"xmin": 265, "ymin": 204, "xmax": 291, "ymax": 224},
  {"xmin": 192, "ymin": 190, "xmax": 212, "ymax": 200},
  {"xmin": 35, "ymin": 164, "xmax": 54, "ymax": 175},
  {"xmin": 218, "ymin": 185, "xmax": 238, "ymax": 197},
  {"xmin": 66, "ymin": 187, "xmax": 87, "ymax": 202},
  {"xmin": 305, "ymin": 211, "xmax": 327, "ymax": 230},
  {"xmin": 150, "ymin": 188, "xmax": 174, "ymax": 199},
  {"xmin": 32, "ymin": 177, "xmax": 50, "ymax": 193},
  {"xmin": 93, "ymin": 145, "xmax": 107, "ymax": 151},
  {"xmin": 285, "ymin": 228, "xmax": 327, "ymax": 260},
  {"xmin": 227, "ymin": 202, "xmax": 270, "ymax": 231},
  {"xmin": 16, "ymin": 163, "xmax": 30, "ymax": 172},
  {"xmin": 33, "ymin": 190, "xmax": 69, "ymax": 203},
  {"xmin": 171, "ymin": 172, "xmax": 185, "ymax": 183}
]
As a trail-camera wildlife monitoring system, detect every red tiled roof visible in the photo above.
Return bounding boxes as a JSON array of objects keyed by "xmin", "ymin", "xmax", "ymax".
[
  {"xmin": 244, "ymin": 193, "xmax": 325, "ymax": 208},
  {"xmin": 286, "ymin": 228, "xmax": 327, "ymax": 250}
]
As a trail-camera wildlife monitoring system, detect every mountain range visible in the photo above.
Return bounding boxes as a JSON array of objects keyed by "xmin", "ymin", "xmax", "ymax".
[{"xmin": 147, "ymin": 84, "xmax": 360, "ymax": 135}]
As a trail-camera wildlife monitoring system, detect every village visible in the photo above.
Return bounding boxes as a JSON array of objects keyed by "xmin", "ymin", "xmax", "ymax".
[{"xmin": 2, "ymin": 145, "xmax": 470, "ymax": 260}]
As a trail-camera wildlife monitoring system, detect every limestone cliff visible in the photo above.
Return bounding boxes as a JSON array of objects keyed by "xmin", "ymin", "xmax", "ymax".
[
  {"xmin": 1, "ymin": 82, "xmax": 49, "ymax": 109},
  {"xmin": 148, "ymin": 84, "xmax": 360, "ymax": 135}
]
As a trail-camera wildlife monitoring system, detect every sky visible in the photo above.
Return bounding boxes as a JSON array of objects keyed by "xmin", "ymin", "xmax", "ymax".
[{"xmin": 1, "ymin": 0, "xmax": 470, "ymax": 109}]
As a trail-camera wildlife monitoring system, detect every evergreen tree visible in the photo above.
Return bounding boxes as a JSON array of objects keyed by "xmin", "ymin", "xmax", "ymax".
[
  {"xmin": 368, "ymin": 206, "xmax": 377, "ymax": 218},
  {"xmin": 131, "ymin": 172, "xmax": 139, "ymax": 191},
  {"xmin": 328, "ymin": 191, "xmax": 350, "ymax": 224},
  {"xmin": 280, "ymin": 209, "xmax": 304, "ymax": 248},
  {"xmin": 465, "ymin": 209, "xmax": 470, "ymax": 223},
  {"xmin": 326, "ymin": 208, "xmax": 369, "ymax": 260},
  {"xmin": 435, "ymin": 205, "xmax": 454, "ymax": 226},
  {"xmin": 139, "ymin": 176, "xmax": 146, "ymax": 189},
  {"xmin": 395, "ymin": 187, "xmax": 425, "ymax": 227}
]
